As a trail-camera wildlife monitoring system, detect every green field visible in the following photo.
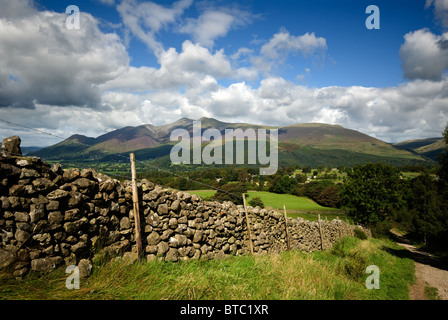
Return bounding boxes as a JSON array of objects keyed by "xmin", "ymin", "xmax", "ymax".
[{"xmin": 186, "ymin": 190, "xmax": 345, "ymax": 222}]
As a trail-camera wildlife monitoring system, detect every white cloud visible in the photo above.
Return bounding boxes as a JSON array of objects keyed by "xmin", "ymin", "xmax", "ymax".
[
  {"xmin": 249, "ymin": 29, "xmax": 328, "ymax": 75},
  {"xmin": 117, "ymin": 0, "xmax": 193, "ymax": 56},
  {"xmin": 179, "ymin": 8, "xmax": 255, "ymax": 48},
  {"xmin": 313, "ymin": 107, "xmax": 348, "ymax": 124},
  {"xmin": 426, "ymin": 0, "xmax": 448, "ymax": 28},
  {"xmin": 0, "ymin": 0, "xmax": 37, "ymax": 19},
  {"xmin": 101, "ymin": 40, "xmax": 232, "ymax": 91},
  {"xmin": 98, "ymin": 0, "xmax": 115, "ymax": 6},
  {"xmin": 0, "ymin": 5, "xmax": 129, "ymax": 109},
  {"xmin": 399, "ymin": 28, "xmax": 448, "ymax": 80},
  {"xmin": 260, "ymin": 30, "xmax": 327, "ymax": 60}
]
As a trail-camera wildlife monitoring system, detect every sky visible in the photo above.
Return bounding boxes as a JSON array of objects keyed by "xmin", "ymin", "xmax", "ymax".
[{"xmin": 0, "ymin": 0, "xmax": 448, "ymax": 147}]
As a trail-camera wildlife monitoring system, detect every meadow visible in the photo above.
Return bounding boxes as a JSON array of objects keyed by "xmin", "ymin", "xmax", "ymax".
[
  {"xmin": 0, "ymin": 237, "xmax": 415, "ymax": 300},
  {"xmin": 187, "ymin": 190, "xmax": 346, "ymax": 222}
]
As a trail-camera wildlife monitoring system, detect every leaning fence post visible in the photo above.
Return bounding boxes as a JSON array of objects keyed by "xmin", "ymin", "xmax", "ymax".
[
  {"xmin": 130, "ymin": 153, "xmax": 143, "ymax": 261},
  {"xmin": 283, "ymin": 204, "xmax": 290, "ymax": 250},
  {"xmin": 317, "ymin": 213, "xmax": 324, "ymax": 251},
  {"xmin": 242, "ymin": 193, "xmax": 254, "ymax": 255}
]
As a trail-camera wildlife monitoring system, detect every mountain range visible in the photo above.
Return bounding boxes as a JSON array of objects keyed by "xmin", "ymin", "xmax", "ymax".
[{"xmin": 30, "ymin": 117, "xmax": 444, "ymax": 168}]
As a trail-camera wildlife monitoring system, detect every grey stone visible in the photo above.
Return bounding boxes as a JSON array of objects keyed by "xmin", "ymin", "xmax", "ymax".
[
  {"xmin": 165, "ymin": 248, "xmax": 179, "ymax": 262},
  {"xmin": 64, "ymin": 208, "xmax": 81, "ymax": 221},
  {"xmin": 161, "ymin": 229, "xmax": 173, "ymax": 241},
  {"xmin": 31, "ymin": 258, "xmax": 55, "ymax": 273},
  {"xmin": 120, "ymin": 217, "xmax": 131, "ymax": 230},
  {"xmin": 1, "ymin": 136, "xmax": 22, "ymax": 156},
  {"xmin": 14, "ymin": 229, "xmax": 30, "ymax": 242},
  {"xmin": 63, "ymin": 169, "xmax": 80, "ymax": 182},
  {"xmin": 32, "ymin": 178, "xmax": 54, "ymax": 192},
  {"xmin": 9, "ymin": 185, "xmax": 25, "ymax": 196},
  {"xmin": 168, "ymin": 217, "xmax": 178, "ymax": 229},
  {"xmin": 73, "ymin": 178, "xmax": 93, "ymax": 189},
  {"xmin": 30, "ymin": 204, "xmax": 45, "ymax": 223},
  {"xmin": 46, "ymin": 201, "xmax": 59, "ymax": 211},
  {"xmin": 146, "ymin": 231, "xmax": 160, "ymax": 245},
  {"xmin": 170, "ymin": 199, "xmax": 180, "ymax": 211},
  {"xmin": 157, "ymin": 241, "xmax": 169, "ymax": 255},
  {"xmin": 0, "ymin": 249, "xmax": 17, "ymax": 269},
  {"xmin": 14, "ymin": 211, "xmax": 29, "ymax": 222},
  {"xmin": 158, "ymin": 203, "xmax": 169, "ymax": 215},
  {"xmin": 48, "ymin": 211, "xmax": 63, "ymax": 224},
  {"xmin": 47, "ymin": 189, "xmax": 69, "ymax": 200},
  {"xmin": 145, "ymin": 245, "xmax": 157, "ymax": 254},
  {"xmin": 78, "ymin": 259, "xmax": 92, "ymax": 278},
  {"xmin": 193, "ymin": 230, "xmax": 203, "ymax": 243}
]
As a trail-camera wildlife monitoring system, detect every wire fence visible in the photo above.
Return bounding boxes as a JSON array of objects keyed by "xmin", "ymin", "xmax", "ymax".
[{"xmin": 0, "ymin": 117, "xmax": 244, "ymax": 201}]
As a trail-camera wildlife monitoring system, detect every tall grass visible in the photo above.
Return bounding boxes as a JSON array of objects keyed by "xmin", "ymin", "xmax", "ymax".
[{"xmin": 0, "ymin": 237, "xmax": 414, "ymax": 300}]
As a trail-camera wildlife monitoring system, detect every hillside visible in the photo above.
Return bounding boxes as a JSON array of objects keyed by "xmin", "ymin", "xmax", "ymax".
[
  {"xmin": 394, "ymin": 137, "xmax": 445, "ymax": 161},
  {"xmin": 30, "ymin": 117, "xmax": 434, "ymax": 167},
  {"xmin": 278, "ymin": 123, "xmax": 420, "ymax": 159}
]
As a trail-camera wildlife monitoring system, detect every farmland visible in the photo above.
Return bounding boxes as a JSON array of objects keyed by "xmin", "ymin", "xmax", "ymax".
[{"xmin": 187, "ymin": 190, "xmax": 345, "ymax": 222}]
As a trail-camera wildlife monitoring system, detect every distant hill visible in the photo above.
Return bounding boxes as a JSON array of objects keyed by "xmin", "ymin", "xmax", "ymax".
[
  {"xmin": 21, "ymin": 146, "xmax": 42, "ymax": 155},
  {"xmin": 394, "ymin": 137, "xmax": 445, "ymax": 161},
  {"xmin": 30, "ymin": 117, "xmax": 436, "ymax": 168}
]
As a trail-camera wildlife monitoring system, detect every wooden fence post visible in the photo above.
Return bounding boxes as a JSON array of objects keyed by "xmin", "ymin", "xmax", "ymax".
[
  {"xmin": 242, "ymin": 193, "xmax": 254, "ymax": 255},
  {"xmin": 283, "ymin": 204, "xmax": 290, "ymax": 250},
  {"xmin": 317, "ymin": 213, "xmax": 324, "ymax": 251},
  {"xmin": 130, "ymin": 153, "xmax": 143, "ymax": 261}
]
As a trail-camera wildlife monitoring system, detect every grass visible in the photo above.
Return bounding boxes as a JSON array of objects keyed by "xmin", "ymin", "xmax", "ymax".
[
  {"xmin": 187, "ymin": 190, "xmax": 346, "ymax": 222},
  {"xmin": 424, "ymin": 284, "xmax": 440, "ymax": 300},
  {"xmin": 0, "ymin": 237, "xmax": 415, "ymax": 300}
]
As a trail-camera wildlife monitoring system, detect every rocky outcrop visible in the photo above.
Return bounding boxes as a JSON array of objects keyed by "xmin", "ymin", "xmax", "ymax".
[{"xmin": 0, "ymin": 136, "xmax": 370, "ymax": 277}]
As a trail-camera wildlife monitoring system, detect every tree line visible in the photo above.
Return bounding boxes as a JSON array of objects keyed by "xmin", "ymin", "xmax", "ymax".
[{"xmin": 340, "ymin": 124, "xmax": 448, "ymax": 255}]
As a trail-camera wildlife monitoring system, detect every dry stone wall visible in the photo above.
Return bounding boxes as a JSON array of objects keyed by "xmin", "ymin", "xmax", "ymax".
[{"xmin": 0, "ymin": 137, "xmax": 370, "ymax": 277}]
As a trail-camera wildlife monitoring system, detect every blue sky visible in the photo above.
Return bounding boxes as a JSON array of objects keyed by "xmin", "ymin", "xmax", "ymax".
[
  {"xmin": 36, "ymin": 0, "xmax": 437, "ymax": 87},
  {"xmin": 1, "ymin": 0, "xmax": 448, "ymax": 146}
]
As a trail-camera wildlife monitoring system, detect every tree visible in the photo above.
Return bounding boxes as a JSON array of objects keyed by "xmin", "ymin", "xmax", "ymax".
[
  {"xmin": 214, "ymin": 182, "xmax": 247, "ymax": 205},
  {"xmin": 317, "ymin": 185, "xmax": 341, "ymax": 208},
  {"xmin": 438, "ymin": 123, "xmax": 448, "ymax": 189},
  {"xmin": 405, "ymin": 174, "xmax": 444, "ymax": 247},
  {"xmin": 302, "ymin": 166, "xmax": 311, "ymax": 174},
  {"xmin": 270, "ymin": 175, "xmax": 298, "ymax": 194},
  {"xmin": 295, "ymin": 173, "xmax": 307, "ymax": 183},
  {"xmin": 339, "ymin": 163, "xmax": 404, "ymax": 227},
  {"xmin": 237, "ymin": 168, "xmax": 250, "ymax": 183}
]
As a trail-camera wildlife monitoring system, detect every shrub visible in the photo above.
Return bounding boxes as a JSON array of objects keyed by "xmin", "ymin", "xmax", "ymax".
[
  {"xmin": 248, "ymin": 197, "xmax": 264, "ymax": 208},
  {"xmin": 214, "ymin": 182, "xmax": 247, "ymax": 205},
  {"xmin": 354, "ymin": 228, "xmax": 368, "ymax": 240}
]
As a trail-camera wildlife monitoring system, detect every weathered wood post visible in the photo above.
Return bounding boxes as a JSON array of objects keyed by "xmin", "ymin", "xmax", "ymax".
[
  {"xmin": 130, "ymin": 153, "xmax": 143, "ymax": 260},
  {"xmin": 283, "ymin": 204, "xmax": 290, "ymax": 250},
  {"xmin": 242, "ymin": 193, "xmax": 254, "ymax": 255}
]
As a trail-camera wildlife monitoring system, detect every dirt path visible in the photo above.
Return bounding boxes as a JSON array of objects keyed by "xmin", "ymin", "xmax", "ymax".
[{"xmin": 391, "ymin": 231, "xmax": 448, "ymax": 300}]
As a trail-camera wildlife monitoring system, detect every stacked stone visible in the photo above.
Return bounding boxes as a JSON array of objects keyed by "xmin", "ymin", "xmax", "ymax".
[{"xmin": 141, "ymin": 187, "xmax": 250, "ymax": 262}]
